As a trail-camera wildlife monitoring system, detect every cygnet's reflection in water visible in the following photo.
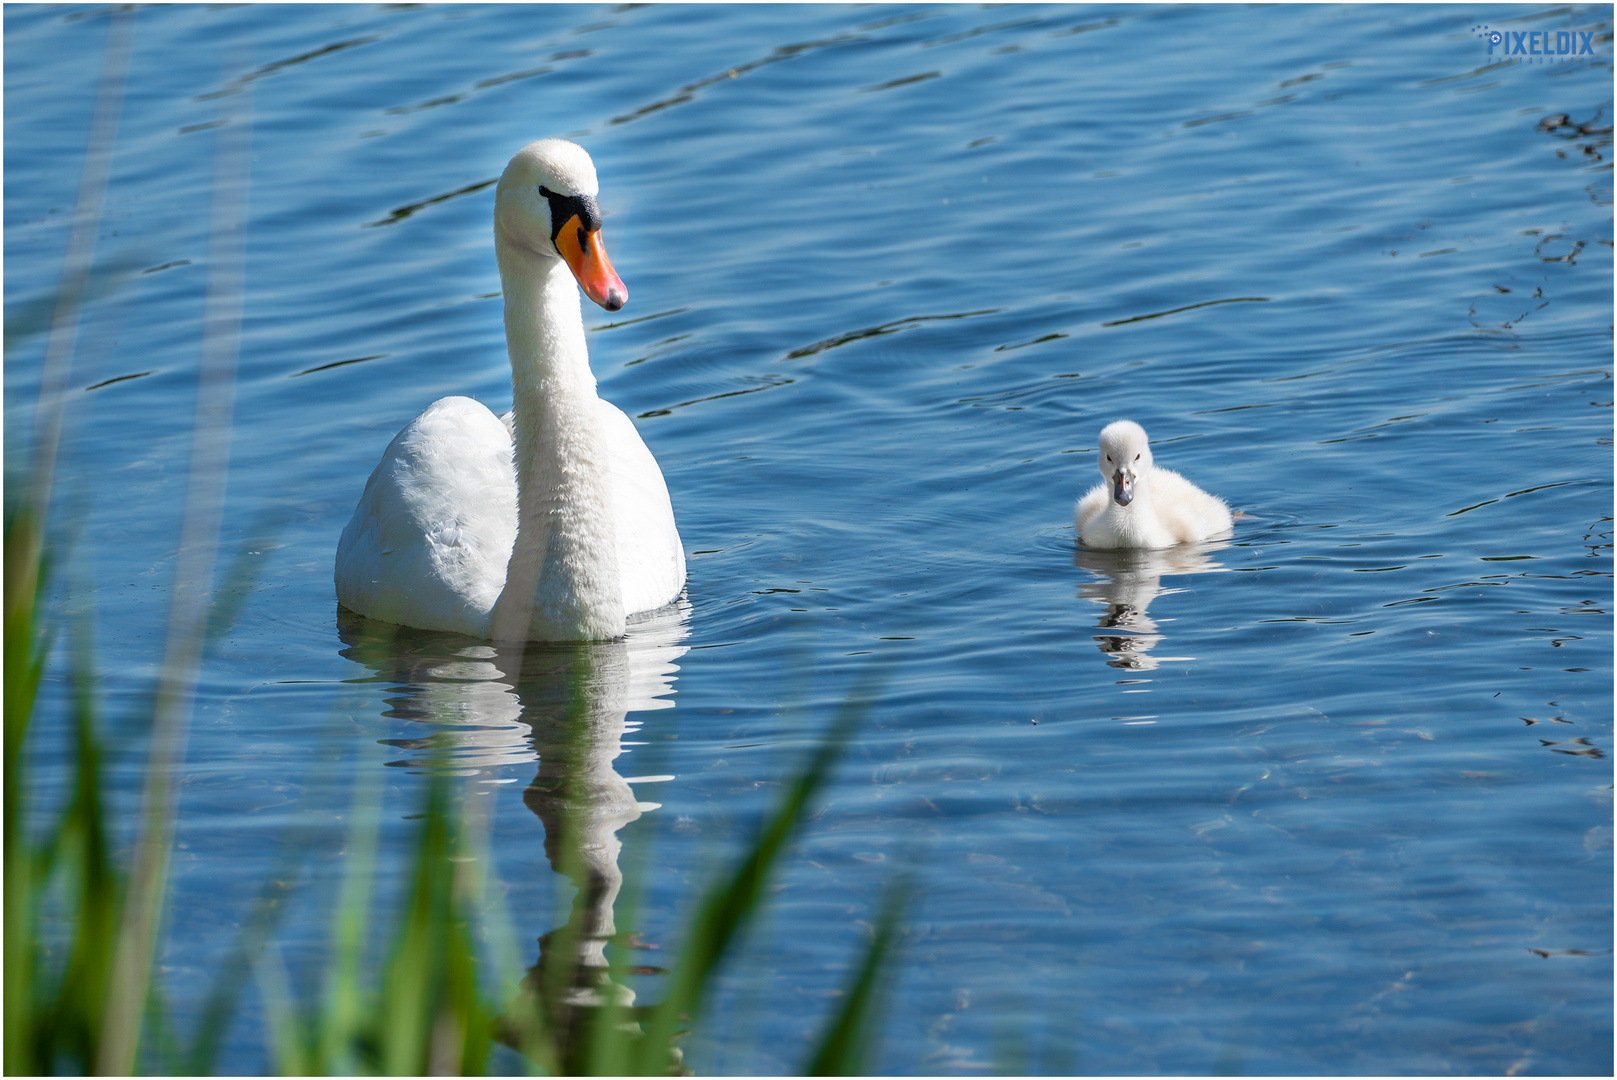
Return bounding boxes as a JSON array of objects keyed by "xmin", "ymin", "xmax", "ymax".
[
  {"xmin": 1073, "ymin": 541, "xmax": 1228, "ymax": 672},
  {"xmin": 335, "ymin": 603, "xmax": 690, "ymax": 1071}
]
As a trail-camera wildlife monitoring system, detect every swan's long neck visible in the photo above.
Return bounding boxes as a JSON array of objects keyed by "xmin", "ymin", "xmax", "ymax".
[{"xmin": 489, "ymin": 236, "xmax": 625, "ymax": 641}]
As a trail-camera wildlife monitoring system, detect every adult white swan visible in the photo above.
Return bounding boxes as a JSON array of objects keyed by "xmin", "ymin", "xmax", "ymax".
[
  {"xmin": 336, "ymin": 139, "xmax": 684, "ymax": 641},
  {"xmin": 1076, "ymin": 420, "xmax": 1232, "ymax": 549}
]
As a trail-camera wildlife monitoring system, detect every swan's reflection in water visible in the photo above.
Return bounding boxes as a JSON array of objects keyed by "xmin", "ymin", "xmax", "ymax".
[
  {"xmin": 336, "ymin": 604, "xmax": 689, "ymax": 1071},
  {"xmin": 1073, "ymin": 542, "xmax": 1228, "ymax": 672}
]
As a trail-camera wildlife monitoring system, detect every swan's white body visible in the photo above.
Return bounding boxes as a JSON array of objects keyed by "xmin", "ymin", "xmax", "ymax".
[
  {"xmin": 336, "ymin": 140, "xmax": 684, "ymax": 641},
  {"xmin": 1075, "ymin": 420, "xmax": 1232, "ymax": 549}
]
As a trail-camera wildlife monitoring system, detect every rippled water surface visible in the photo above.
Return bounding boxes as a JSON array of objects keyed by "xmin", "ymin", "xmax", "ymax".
[{"xmin": 7, "ymin": 3, "xmax": 1613, "ymax": 1074}]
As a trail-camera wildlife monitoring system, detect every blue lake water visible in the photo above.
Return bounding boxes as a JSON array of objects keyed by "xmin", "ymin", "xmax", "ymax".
[{"xmin": 6, "ymin": 3, "xmax": 1612, "ymax": 1074}]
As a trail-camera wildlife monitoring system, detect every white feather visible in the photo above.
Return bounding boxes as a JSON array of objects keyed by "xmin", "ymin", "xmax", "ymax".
[
  {"xmin": 1076, "ymin": 419, "xmax": 1233, "ymax": 549},
  {"xmin": 336, "ymin": 140, "xmax": 684, "ymax": 640}
]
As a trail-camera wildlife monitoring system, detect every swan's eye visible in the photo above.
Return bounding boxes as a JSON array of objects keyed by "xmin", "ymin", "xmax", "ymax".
[
  {"xmin": 536, "ymin": 185, "xmax": 603, "ymax": 242},
  {"xmin": 1134, "ymin": 453, "xmax": 1140, "ymax": 461}
]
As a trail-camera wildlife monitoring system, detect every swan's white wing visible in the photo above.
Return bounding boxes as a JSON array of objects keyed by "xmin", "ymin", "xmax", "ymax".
[
  {"xmin": 336, "ymin": 396, "xmax": 517, "ymax": 636},
  {"xmin": 596, "ymin": 398, "xmax": 685, "ymax": 615}
]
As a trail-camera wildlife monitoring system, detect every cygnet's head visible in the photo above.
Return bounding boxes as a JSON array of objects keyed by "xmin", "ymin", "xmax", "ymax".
[
  {"xmin": 1097, "ymin": 419, "xmax": 1153, "ymax": 506},
  {"xmin": 494, "ymin": 138, "xmax": 627, "ymax": 311}
]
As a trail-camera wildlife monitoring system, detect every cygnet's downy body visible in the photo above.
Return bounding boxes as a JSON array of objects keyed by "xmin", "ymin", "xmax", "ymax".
[{"xmin": 1075, "ymin": 420, "xmax": 1233, "ymax": 549}]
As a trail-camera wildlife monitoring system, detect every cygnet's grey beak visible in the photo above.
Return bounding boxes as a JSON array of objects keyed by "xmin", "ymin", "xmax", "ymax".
[{"xmin": 1112, "ymin": 469, "xmax": 1134, "ymax": 506}]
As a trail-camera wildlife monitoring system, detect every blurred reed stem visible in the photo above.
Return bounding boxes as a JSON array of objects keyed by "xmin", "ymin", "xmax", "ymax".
[
  {"xmin": 5, "ymin": 8, "xmax": 133, "ymax": 1076},
  {"xmin": 97, "ymin": 51, "xmax": 253, "ymax": 1076},
  {"xmin": 25, "ymin": 5, "xmax": 134, "ymax": 526},
  {"xmin": 5, "ymin": 13, "xmax": 909, "ymax": 1069}
]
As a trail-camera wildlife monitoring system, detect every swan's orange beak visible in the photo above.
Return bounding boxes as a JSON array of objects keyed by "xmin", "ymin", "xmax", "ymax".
[{"xmin": 555, "ymin": 215, "xmax": 626, "ymax": 312}]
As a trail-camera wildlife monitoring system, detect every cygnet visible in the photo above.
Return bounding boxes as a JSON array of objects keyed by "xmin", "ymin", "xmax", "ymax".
[{"xmin": 1075, "ymin": 420, "xmax": 1233, "ymax": 549}]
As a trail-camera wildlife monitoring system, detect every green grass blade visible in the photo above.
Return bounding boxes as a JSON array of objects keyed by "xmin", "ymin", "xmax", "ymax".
[
  {"xmin": 805, "ymin": 878, "xmax": 912, "ymax": 1076},
  {"xmin": 380, "ymin": 780, "xmax": 445, "ymax": 1075},
  {"xmin": 313, "ymin": 756, "xmax": 384, "ymax": 1076},
  {"xmin": 40, "ymin": 616, "xmax": 125, "ymax": 1075},
  {"xmin": 3, "ymin": 512, "xmax": 45, "ymax": 1077},
  {"xmin": 462, "ymin": 769, "xmax": 553, "ymax": 1076},
  {"xmin": 5, "ymin": 8, "xmax": 135, "ymax": 1063},
  {"xmin": 255, "ymin": 941, "xmax": 311, "ymax": 1077},
  {"xmin": 96, "ymin": 49, "xmax": 250, "ymax": 1073},
  {"xmin": 378, "ymin": 773, "xmax": 496, "ymax": 1076},
  {"xmin": 633, "ymin": 661, "xmax": 887, "ymax": 1074}
]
